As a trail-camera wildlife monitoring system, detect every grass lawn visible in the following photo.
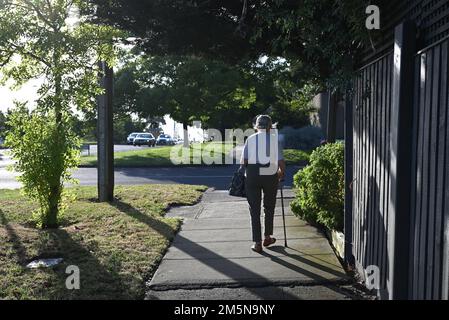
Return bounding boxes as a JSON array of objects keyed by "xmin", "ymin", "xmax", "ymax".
[
  {"xmin": 0, "ymin": 184, "xmax": 206, "ymax": 300},
  {"xmin": 80, "ymin": 143, "xmax": 235, "ymax": 167},
  {"xmin": 80, "ymin": 143, "xmax": 309, "ymax": 167}
]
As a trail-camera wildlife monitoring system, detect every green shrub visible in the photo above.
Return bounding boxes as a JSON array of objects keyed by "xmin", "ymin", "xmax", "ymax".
[
  {"xmin": 6, "ymin": 106, "xmax": 80, "ymax": 228},
  {"xmin": 290, "ymin": 142, "xmax": 344, "ymax": 231}
]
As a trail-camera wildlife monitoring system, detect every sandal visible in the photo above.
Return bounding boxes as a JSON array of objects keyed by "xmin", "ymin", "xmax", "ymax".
[
  {"xmin": 263, "ymin": 237, "xmax": 276, "ymax": 247},
  {"xmin": 251, "ymin": 243, "xmax": 263, "ymax": 253}
]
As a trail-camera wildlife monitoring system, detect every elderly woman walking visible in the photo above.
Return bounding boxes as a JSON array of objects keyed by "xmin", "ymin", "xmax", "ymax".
[{"xmin": 240, "ymin": 115, "xmax": 286, "ymax": 253}]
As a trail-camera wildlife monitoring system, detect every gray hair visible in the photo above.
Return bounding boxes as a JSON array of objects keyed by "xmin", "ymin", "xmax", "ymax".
[{"xmin": 254, "ymin": 114, "xmax": 273, "ymax": 129}]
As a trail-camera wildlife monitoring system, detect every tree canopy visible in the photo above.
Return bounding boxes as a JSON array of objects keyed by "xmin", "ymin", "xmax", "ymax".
[
  {"xmin": 113, "ymin": 53, "xmax": 315, "ymax": 138},
  {"xmin": 114, "ymin": 54, "xmax": 257, "ymax": 140},
  {"xmin": 87, "ymin": 0, "xmax": 386, "ymax": 90}
]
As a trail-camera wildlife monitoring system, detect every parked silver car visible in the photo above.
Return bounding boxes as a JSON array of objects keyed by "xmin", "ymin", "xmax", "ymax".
[
  {"xmin": 133, "ymin": 133, "xmax": 156, "ymax": 147},
  {"xmin": 156, "ymin": 134, "xmax": 175, "ymax": 146},
  {"xmin": 127, "ymin": 132, "xmax": 140, "ymax": 145}
]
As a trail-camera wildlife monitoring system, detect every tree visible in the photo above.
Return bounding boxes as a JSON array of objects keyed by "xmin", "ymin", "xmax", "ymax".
[
  {"xmin": 87, "ymin": 0, "xmax": 384, "ymax": 91},
  {"xmin": 86, "ymin": 0, "xmax": 260, "ymax": 63},
  {"xmin": 0, "ymin": 0, "xmax": 119, "ymax": 228},
  {"xmin": 114, "ymin": 53, "xmax": 317, "ymax": 141},
  {"xmin": 244, "ymin": 58, "xmax": 319, "ymax": 129},
  {"xmin": 72, "ymin": 114, "xmax": 97, "ymax": 142},
  {"xmin": 113, "ymin": 114, "xmax": 146, "ymax": 143},
  {"xmin": 114, "ymin": 55, "xmax": 258, "ymax": 146}
]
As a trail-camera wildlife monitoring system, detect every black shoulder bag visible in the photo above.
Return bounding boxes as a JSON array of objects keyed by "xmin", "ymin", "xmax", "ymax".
[{"xmin": 228, "ymin": 167, "xmax": 246, "ymax": 197}]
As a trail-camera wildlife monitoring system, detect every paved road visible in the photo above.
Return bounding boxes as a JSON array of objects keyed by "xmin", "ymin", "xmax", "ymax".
[
  {"xmin": 1, "ymin": 145, "xmax": 301, "ymax": 190},
  {"xmin": 0, "ymin": 164, "xmax": 301, "ymax": 190}
]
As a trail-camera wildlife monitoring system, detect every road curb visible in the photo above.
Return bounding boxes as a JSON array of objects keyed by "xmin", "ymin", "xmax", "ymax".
[{"xmin": 147, "ymin": 277, "xmax": 352, "ymax": 291}]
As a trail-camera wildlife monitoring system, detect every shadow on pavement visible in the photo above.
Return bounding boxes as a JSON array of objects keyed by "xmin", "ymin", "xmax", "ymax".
[
  {"xmin": 114, "ymin": 199, "xmax": 298, "ymax": 299},
  {"xmin": 265, "ymin": 246, "xmax": 347, "ymax": 279},
  {"xmin": 160, "ymin": 234, "xmax": 299, "ymax": 300}
]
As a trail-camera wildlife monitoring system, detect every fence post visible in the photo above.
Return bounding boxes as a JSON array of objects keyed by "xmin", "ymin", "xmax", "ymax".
[
  {"xmin": 387, "ymin": 21, "xmax": 416, "ymax": 300},
  {"xmin": 326, "ymin": 91, "xmax": 337, "ymax": 143},
  {"xmin": 344, "ymin": 86, "xmax": 354, "ymax": 266},
  {"xmin": 97, "ymin": 61, "xmax": 114, "ymax": 202}
]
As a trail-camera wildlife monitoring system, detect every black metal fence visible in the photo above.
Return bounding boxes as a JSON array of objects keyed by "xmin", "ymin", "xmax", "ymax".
[
  {"xmin": 360, "ymin": 0, "xmax": 449, "ymax": 65},
  {"xmin": 352, "ymin": 51, "xmax": 394, "ymax": 299},
  {"xmin": 409, "ymin": 37, "xmax": 449, "ymax": 300},
  {"xmin": 349, "ymin": 28, "xmax": 449, "ymax": 299}
]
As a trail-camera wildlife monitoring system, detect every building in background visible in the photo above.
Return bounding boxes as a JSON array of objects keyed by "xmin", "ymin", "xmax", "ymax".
[
  {"xmin": 310, "ymin": 92, "xmax": 344, "ymax": 141},
  {"xmin": 159, "ymin": 115, "xmax": 204, "ymax": 143}
]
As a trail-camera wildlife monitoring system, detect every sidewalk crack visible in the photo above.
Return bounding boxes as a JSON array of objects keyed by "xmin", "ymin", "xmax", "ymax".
[{"xmin": 194, "ymin": 205, "xmax": 204, "ymax": 219}]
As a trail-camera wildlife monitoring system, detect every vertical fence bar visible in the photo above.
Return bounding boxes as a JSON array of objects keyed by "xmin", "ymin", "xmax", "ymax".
[
  {"xmin": 409, "ymin": 54, "xmax": 421, "ymax": 299},
  {"xmin": 442, "ymin": 39, "xmax": 449, "ymax": 300},
  {"xmin": 387, "ymin": 21, "xmax": 416, "ymax": 300},
  {"xmin": 345, "ymin": 86, "xmax": 354, "ymax": 266},
  {"xmin": 380, "ymin": 55, "xmax": 389, "ymax": 296},
  {"xmin": 427, "ymin": 43, "xmax": 441, "ymax": 299},
  {"xmin": 382, "ymin": 55, "xmax": 393, "ymax": 298},
  {"xmin": 434, "ymin": 41, "xmax": 447, "ymax": 299},
  {"xmin": 361, "ymin": 67, "xmax": 368, "ymax": 269},
  {"xmin": 420, "ymin": 46, "xmax": 433, "ymax": 299},
  {"xmin": 367, "ymin": 62, "xmax": 374, "ymax": 268},
  {"xmin": 355, "ymin": 75, "xmax": 360, "ymax": 264}
]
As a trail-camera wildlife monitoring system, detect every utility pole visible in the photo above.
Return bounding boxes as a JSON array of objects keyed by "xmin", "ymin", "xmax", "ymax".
[{"xmin": 97, "ymin": 61, "xmax": 114, "ymax": 202}]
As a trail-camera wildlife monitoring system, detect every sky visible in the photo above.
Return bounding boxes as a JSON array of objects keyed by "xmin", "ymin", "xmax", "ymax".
[
  {"xmin": 0, "ymin": 5, "xmax": 78, "ymax": 114},
  {"xmin": 0, "ymin": 79, "xmax": 42, "ymax": 113},
  {"xmin": 0, "ymin": 78, "xmax": 204, "ymax": 141}
]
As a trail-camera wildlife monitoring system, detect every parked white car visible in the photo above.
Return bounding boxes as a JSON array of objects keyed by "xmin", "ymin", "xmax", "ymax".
[
  {"xmin": 126, "ymin": 132, "xmax": 141, "ymax": 145},
  {"xmin": 156, "ymin": 134, "xmax": 175, "ymax": 146},
  {"xmin": 133, "ymin": 133, "xmax": 156, "ymax": 147}
]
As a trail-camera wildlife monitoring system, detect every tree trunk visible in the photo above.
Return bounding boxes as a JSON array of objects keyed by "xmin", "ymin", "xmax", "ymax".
[
  {"xmin": 45, "ymin": 184, "xmax": 61, "ymax": 228},
  {"xmin": 183, "ymin": 122, "xmax": 189, "ymax": 148},
  {"xmin": 45, "ymin": 63, "xmax": 63, "ymax": 228}
]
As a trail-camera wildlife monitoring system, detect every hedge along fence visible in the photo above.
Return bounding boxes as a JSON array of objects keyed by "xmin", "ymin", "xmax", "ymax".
[
  {"xmin": 280, "ymin": 125, "xmax": 325, "ymax": 151},
  {"xmin": 290, "ymin": 142, "xmax": 344, "ymax": 232}
]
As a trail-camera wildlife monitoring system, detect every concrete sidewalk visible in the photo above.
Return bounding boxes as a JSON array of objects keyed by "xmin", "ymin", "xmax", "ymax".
[{"xmin": 146, "ymin": 189, "xmax": 353, "ymax": 300}]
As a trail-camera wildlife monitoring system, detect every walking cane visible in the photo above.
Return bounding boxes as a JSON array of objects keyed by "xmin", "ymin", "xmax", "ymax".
[{"xmin": 280, "ymin": 179, "xmax": 288, "ymax": 247}]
